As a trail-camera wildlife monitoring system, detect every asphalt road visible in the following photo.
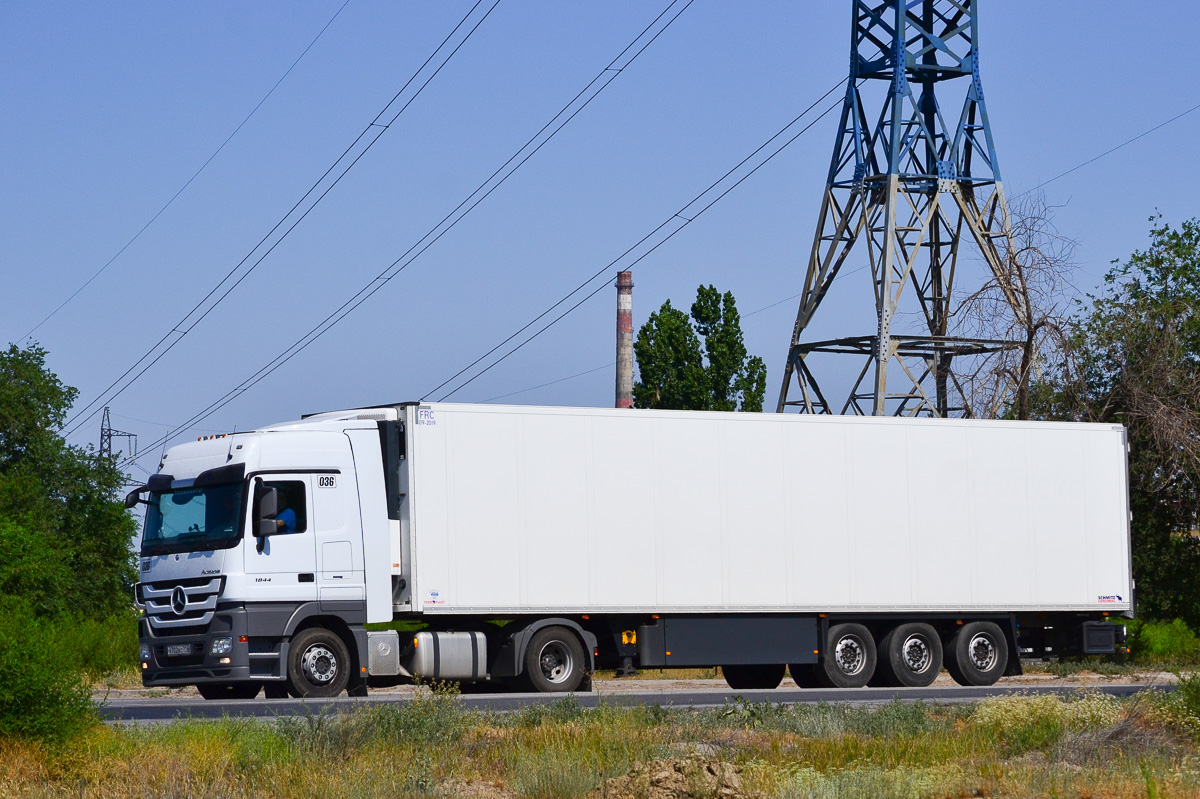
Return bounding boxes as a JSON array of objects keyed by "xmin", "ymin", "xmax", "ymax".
[{"xmin": 100, "ymin": 682, "xmax": 1167, "ymax": 724}]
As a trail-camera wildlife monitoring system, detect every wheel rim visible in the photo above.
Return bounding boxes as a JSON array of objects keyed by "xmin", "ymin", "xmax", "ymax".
[
  {"xmin": 968, "ymin": 633, "xmax": 997, "ymax": 671},
  {"xmin": 301, "ymin": 643, "xmax": 338, "ymax": 685},
  {"xmin": 537, "ymin": 640, "xmax": 574, "ymax": 684},
  {"xmin": 901, "ymin": 633, "xmax": 933, "ymax": 674},
  {"xmin": 834, "ymin": 634, "xmax": 866, "ymax": 676}
]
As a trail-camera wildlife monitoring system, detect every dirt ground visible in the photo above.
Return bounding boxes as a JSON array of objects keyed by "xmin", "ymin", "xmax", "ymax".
[
  {"xmin": 430, "ymin": 759, "xmax": 759, "ymax": 799},
  {"xmin": 95, "ymin": 668, "xmax": 1180, "ymax": 701}
]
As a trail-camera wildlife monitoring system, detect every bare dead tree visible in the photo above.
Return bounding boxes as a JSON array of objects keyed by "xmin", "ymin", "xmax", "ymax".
[{"xmin": 953, "ymin": 192, "xmax": 1079, "ymax": 419}]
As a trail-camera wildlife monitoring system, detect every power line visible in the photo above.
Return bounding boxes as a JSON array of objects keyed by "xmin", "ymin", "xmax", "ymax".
[
  {"xmin": 18, "ymin": 0, "xmax": 352, "ymax": 344},
  {"xmin": 64, "ymin": 0, "xmax": 499, "ymax": 438},
  {"xmin": 481, "ymin": 363, "xmax": 614, "ymax": 404},
  {"xmin": 123, "ymin": 34, "xmax": 1194, "ymax": 459},
  {"xmin": 460, "ymin": 98, "xmax": 1200, "ymax": 408},
  {"xmin": 744, "ymin": 291, "xmax": 804, "ymax": 318},
  {"xmin": 120, "ymin": 0, "xmax": 691, "ymax": 467},
  {"xmin": 430, "ymin": 81, "xmax": 848, "ymax": 402},
  {"xmin": 1023, "ymin": 100, "xmax": 1200, "ymax": 195},
  {"xmin": 474, "ymin": 287, "xmax": 812, "ymax": 404}
]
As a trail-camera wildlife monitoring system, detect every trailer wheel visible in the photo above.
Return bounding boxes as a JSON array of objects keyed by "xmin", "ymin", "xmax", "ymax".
[
  {"xmin": 522, "ymin": 626, "xmax": 586, "ymax": 693},
  {"xmin": 722, "ymin": 664, "xmax": 785, "ymax": 690},
  {"xmin": 945, "ymin": 621, "xmax": 1008, "ymax": 686},
  {"xmin": 876, "ymin": 623, "xmax": 942, "ymax": 687},
  {"xmin": 287, "ymin": 628, "xmax": 351, "ymax": 697},
  {"xmin": 197, "ymin": 682, "xmax": 261, "ymax": 700},
  {"xmin": 788, "ymin": 663, "xmax": 822, "ymax": 688},
  {"xmin": 817, "ymin": 623, "xmax": 876, "ymax": 688}
]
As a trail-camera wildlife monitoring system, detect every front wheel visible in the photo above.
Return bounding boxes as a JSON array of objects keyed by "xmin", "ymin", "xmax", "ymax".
[
  {"xmin": 722, "ymin": 664, "xmax": 785, "ymax": 690},
  {"xmin": 287, "ymin": 628, "xmax": 351, "ymax": 697},
  {"xmin": 522, "ymin": 626, "xmax": 586, "ymax": 693},
  {"xmin": 197, "ymin": 682, "xmax": 261, "ymax": 700}
]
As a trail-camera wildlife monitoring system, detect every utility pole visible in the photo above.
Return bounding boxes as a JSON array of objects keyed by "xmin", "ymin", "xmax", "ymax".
[
  {"xmin": 99, "ymin": 407, "xmax": 137, "ymax": 460},
  {"xmin": 777, "ymin": 0, "xmax": 1023, "ymax": 417}
]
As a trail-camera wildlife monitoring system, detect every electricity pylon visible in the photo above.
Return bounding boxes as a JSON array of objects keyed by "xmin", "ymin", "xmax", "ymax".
[
  {"xmin": 777, "ymin": 0, "xmax": 1024, "ymax": 417},
  {"xmin": 99, "ymin": 407, "xmax": 137, "ymax": 460}
]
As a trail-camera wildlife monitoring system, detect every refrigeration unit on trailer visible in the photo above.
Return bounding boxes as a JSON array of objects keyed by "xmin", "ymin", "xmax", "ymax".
[{"xmin": 129, "ymin": 403, "xmax": 1132, "ymax": 698}]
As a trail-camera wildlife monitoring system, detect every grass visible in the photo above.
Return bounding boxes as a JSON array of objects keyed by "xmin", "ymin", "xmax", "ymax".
[{"xmin": 7, "ymin": 687, "xmax": 1200, "ymax": 797}]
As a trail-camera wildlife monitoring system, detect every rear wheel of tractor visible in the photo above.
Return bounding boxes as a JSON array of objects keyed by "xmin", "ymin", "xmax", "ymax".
[
  {"xmin": 945, "ymin": 621, "xmax": 1008, "ymax": 687},
  {"xmin": 197, "ymin": 682, "xmax": 261, "ymax": 700},
  {"xmin": 287, "ymin": 628, "xmax": 351, "ymax": 697},
  {"xmin": 787, "ymin": 663, "xmax": 822, "ymax": 688},
  {"xmin": 877, "ymin": 623, "xmax": 943, "ymax": 688},
  {"xmin": 722, "ymin": 664, "xmax": 785, "ymax": 690},
  {"xmin": 522, "ymin": 627, "xmax": 586, "ymax": 693},
  {"xmin": 817, "ymin": 623, "xmax": 877, "ymax": 688}
]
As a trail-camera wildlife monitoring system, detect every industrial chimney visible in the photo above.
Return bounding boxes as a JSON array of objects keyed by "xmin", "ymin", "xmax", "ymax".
[{"xmin": 615, "ymin": 271, "xmax": 633, "ymax": 408}]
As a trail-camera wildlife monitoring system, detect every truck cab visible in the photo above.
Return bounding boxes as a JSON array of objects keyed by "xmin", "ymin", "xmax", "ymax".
[{"xmin": 131, "ymin": 411, "xmax": 400, "ymax": 699}]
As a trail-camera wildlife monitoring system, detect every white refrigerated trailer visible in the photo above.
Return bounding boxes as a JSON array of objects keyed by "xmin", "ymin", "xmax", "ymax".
[{"xmin": 130, "ymin": 403, "xmax": 1131, "ymax": 698}]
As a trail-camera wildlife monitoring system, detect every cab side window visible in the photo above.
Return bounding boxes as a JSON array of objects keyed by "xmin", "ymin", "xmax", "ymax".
[{"xmin": 266, "ymin": 481, "xmax": 308, "ymax": 534}]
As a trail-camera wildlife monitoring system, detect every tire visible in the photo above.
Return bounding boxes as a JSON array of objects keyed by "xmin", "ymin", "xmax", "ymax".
[
  {"xmin": 264, "ymin": 682, "xmax": 291, "ymax": 699},
  {"xmin": 816, "ymin": 623, "xmax": 877, "ymax": 688},
  {"xmin": 876, "ymin": 623, "xmax": 943, "ymax": 688},
  {"xmin": 287, "ymin": 628, "xmax": 351, "ymax": 697},
  {"xmin": 722, "ymin": 664, "xmax": 785, "ymax": 690},
  {"xmin": 522, "ymin": 626, "xmax": 586, "ymax": 693},
  {"xmin": 197, "ymin": 682, "xmax": 261, "ymax": 700},
  {"xmin": 944, "ymin": 621, "xmax": 1008, "ymax": 687},
  {"xmin": 788, "ymin": 663, "xmax": 822, "ymax": 688}
]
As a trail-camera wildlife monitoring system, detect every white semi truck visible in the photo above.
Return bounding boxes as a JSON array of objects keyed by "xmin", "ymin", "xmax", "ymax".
[{"xmin": 129, "ymin": 403, "xmax": 1132, "ymax": 699}]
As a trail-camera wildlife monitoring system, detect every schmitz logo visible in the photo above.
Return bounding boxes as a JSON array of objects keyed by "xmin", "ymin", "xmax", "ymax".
[{"xmin": 1098, "ymin": 594, "xmax": 1123, "ymax": 603}]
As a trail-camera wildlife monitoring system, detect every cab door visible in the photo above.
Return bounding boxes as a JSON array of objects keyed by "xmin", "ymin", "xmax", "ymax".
[
  {"xmin": 311, "ymin": 471, "xmax": 365, "ymax": 608},
  {"xmin": 243, "ymin": 475, "xmax": 317, "ymax": 602}
]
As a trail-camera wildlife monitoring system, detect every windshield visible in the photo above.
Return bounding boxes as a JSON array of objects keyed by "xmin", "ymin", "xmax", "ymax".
[{"xmin": 141, "ymin": 482, "xmax": 244, "ymax": 556}]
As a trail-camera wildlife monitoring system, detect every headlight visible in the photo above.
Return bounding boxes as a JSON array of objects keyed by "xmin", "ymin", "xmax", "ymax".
[
  {"xmin": 139, "ymin": 643, "xmax": 151, "ymax": 660},
  {"xmin": 210, "ymin": 637, "xmax": 233, "ymax": 655}
]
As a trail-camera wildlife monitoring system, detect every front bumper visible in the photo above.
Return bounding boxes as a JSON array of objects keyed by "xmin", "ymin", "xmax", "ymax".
[{"xmin": 139, "ymin": 603, "xmax": 283, "ymax": 686}]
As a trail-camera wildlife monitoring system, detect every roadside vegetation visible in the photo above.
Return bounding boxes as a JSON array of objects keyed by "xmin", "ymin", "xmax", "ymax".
[{"xmin": 6, "ymin": 684, "xmax": 1200, "ymax": 797}]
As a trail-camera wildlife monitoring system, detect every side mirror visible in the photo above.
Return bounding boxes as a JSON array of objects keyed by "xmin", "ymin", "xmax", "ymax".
[
  {"xmin": 254, "ymin": 485, "xmax": 280, "ymax": 539},
  {"xmin": 124, "ymin": 487, "xmax": 147, "ymax": 509}
]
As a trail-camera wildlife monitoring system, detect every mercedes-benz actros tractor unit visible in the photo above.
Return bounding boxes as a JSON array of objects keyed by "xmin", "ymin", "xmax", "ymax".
[{"xmin": 129, "ymin": 402, "xmax": 1131, "ymax": 699}]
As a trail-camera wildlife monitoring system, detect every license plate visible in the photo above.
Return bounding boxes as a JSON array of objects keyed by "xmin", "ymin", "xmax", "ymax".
[{"xmin": 166, "ymin": 644, "xmax": 193, "ymax": 657}]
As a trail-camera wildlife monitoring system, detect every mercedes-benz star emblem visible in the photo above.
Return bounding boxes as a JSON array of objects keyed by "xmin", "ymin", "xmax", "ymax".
[{"xmin": 171, "ymin": 586, "xmax": 187, "ymax": 615}]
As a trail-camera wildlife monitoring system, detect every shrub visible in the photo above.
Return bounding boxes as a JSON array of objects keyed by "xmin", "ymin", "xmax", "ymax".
[
  {"xmin": 515, "ymin": 694, "xmax": 586, "ymax": 728},
  {"xmin": 969, "ymin": 692, "xmax": 1122, "ymax": 753},
  {"xmin": 0, "ymin": 518, "xmax": 71, "ymax": 617},
  {"xmin": 699, "ymin": 698, "xmax": 946, "ymax": 738},
  {"xmin": 0, "ymin": 601, "xmax": 96, "ymax": 741},
  {"xmin": 57, "ymin": 612, "xmax": 140, "ymax": 679},
  {"xmin": 1127, "ymin": 619, "xmax": 1200, "ymax": 664},
  {"xmin": 275, "ymin": 684, "xmax": 467, "ymax": 757}
]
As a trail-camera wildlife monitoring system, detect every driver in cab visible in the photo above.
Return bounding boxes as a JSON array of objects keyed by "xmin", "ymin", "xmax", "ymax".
[{"xmin": 274, "ymin": 492, "xmax": 297, "ymax": 534}]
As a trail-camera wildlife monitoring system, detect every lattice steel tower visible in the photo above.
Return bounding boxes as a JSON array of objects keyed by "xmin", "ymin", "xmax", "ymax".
[
  {"xmin": 99, "ymin": 407, "xmax": 137, "ymax": 460},
  {"xmin": 777, "ymin": 0, "xmax": 1023, "ymax": 417}
]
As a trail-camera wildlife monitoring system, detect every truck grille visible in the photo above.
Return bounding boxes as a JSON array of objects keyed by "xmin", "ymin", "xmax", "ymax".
[{"xmin": 141, "ymin": 576, "xmax": 224, "ymax": 631}]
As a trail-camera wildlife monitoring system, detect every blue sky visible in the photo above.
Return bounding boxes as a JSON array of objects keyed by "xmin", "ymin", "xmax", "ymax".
[{"xmin": 3, "ymin": 1, "xmax": 1198, "ymax": 471}]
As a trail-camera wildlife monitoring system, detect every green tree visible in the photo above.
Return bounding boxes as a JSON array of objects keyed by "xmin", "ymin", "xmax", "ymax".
[
  {"xmin": 633, "ymin": 285, "xmax": 766, "ymax": 412},
  {"xmin": 0, "ymin": 343, "xmax": 136, "ymax": 619},
  {"xmin": 1033, "ymin": 217, "xmax": 1200, "ymax": 624}
]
